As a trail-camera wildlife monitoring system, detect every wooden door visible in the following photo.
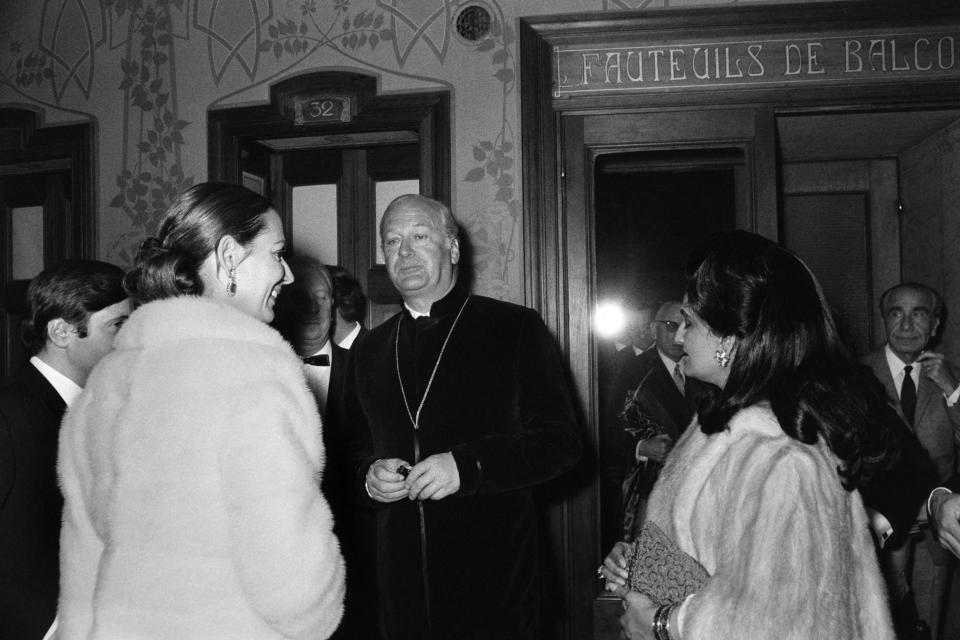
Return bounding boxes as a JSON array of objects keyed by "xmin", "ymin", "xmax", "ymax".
[{"xmin": 781, "ymin": 159, "xmax": 900, "ymax": 356}]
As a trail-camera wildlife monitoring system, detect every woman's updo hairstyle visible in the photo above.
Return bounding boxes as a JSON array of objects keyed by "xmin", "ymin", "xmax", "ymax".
[{"xmin": 124, "ymin": 182, "xmax": 272, "ymax": 306}]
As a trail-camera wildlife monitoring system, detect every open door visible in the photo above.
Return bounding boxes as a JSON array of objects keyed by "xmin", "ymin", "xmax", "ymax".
[{"xmin": 559, "ymin": 106, "xmax": 776, "ymax": 638}]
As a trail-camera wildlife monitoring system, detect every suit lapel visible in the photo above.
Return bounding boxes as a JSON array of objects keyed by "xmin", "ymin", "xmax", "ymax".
[
  {"xmin": 325, "ymin": 344, "xmax": 349, "ymax": 424},
  {"xmin": 865, "ymin": 350, "xmax": 901, "ymax": 410},
  {"xmin": 646, "ymin": 357, "xmax": 689, "ymax": 438}
]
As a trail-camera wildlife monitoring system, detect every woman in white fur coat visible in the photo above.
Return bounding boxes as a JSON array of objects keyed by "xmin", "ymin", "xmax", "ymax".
[
  {"xmin": 57, "ymin": 183, "xmax": 344, "ymax": 639},
  {"xmin": 601, "ymin": 231, "xmax": 897, "ymax": 640}
]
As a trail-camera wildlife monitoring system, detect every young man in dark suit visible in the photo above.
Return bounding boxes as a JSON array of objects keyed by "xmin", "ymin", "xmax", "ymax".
[{"xmin": 0, "ymin": 260, "xmax": 128, "ymax": 639}]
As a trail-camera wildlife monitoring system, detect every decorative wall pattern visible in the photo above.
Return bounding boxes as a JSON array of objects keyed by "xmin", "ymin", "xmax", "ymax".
[
  {"xmin": 1, "ymin": 0, "xmax": 806, "ymax": 303},
  {"xmin": 108, "ymin": 0, "xmax": 193, "ymax": 263}
]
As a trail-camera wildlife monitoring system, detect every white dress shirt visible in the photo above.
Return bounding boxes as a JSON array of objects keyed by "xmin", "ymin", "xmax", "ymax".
[
  {"xmin": 31, "ymin": 356, "xmax": 82, "ymax": 407},
  {"xmin": 335, "ymin": 322, "xmax": 362, "ymax": 349}
]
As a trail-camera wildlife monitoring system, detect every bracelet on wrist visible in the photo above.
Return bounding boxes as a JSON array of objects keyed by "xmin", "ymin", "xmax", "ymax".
[{"xmin": 652, "ymin": 602, "xmax": 677, "ymax": 640}]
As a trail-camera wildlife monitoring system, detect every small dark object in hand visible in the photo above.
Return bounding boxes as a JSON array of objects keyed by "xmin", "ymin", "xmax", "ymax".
[{"xmin": 398, "ymin": 464, "xmax": 412, "ymax": 479}]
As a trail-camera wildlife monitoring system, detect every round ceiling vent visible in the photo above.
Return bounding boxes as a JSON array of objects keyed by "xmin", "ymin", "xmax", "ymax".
[{"xmin": 455, "ymin": 4, "xmax": 493, "ymax": 43}]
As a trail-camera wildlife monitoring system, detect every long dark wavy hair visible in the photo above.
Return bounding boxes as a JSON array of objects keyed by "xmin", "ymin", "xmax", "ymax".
[
  {"xmin": 687, "ymin": 231, "xmax": 898, "ymax": 491},
  {"xmin": 124, "ymin": 182, "xmax": 271, "ymax": 307}
]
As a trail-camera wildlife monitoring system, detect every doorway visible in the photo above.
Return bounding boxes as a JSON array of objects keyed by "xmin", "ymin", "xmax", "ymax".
[
  {"xmin": 594, "ymin": 151, "xmax": 737, "ymax": 558},
  {"xmin": 208, "ymin": 71, "xmax": 449, "ymax": 329}
]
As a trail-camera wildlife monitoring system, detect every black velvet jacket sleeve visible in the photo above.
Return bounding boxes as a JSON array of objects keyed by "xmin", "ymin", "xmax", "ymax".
[{"xmin": 447, "ymin": 304, "xmax": 582, "ymax": 495}]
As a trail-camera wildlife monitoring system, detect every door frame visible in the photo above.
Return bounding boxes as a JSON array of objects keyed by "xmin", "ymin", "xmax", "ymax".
[
  {"xmin": 519, "ymin": 3, "xmax": 960, "ymax": 638},
  {"xmin": 207, "ymin": 72, "xmax": 450, "ymax": 313},
  {"xmin": 0, "ymin": 107, "xmax": 96, "ymax": 376}
]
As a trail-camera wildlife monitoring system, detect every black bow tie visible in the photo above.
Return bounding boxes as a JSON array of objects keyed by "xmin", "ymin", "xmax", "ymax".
[{"xmin": 302, "ymin": 353, "xmax": 330, "ymax": 367}]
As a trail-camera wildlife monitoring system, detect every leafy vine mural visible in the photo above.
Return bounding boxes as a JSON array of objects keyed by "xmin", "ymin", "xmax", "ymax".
[
  {"xmin": 461, "ymin": 11, "xmax": 516, "ymax": 300},
  {"xmin": 108, "ymin": 0, "xmax": 193, "ymax": 264}
]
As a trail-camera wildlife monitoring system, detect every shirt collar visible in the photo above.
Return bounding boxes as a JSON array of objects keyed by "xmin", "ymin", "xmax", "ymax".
[
  {"xmin": 309, "ymin": 341, "xmax": 333, "ymax": 359},
  {"xmin": 403, "ymin": 283, "xmax": 467, "ymax": 320},
  {"xmin": 336, "ymin": 323, "xmax": 361, "ymax": 348},
  {"xmin": 657, "ymin": 348, "xmax": 682, "ymax": 376},
  {"xmin": 884, "ymin": 343, "xmax": 918, "ymax": 380},
  {"xmin": 30, "ymin": 356, "xmax": 83, "ymax": 407}
]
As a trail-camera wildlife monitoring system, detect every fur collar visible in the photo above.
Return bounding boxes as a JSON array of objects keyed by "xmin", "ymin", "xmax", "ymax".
[{"xmin": 117, "ymin": 296, "xmax": 290, "ymax": 354}]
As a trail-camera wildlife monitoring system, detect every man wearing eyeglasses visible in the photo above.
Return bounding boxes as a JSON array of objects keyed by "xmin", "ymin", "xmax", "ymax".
[{"xmin": 618, "ymin": 300, "xmax": 709, "ymax": 542}]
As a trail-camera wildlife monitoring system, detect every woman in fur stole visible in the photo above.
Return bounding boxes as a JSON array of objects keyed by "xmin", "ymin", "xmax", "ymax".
[
  {"xmin": 600, "ymin": 231, "xmax": 898, "ymax": 640},
  {"xmin": 57, "ymin": 183, "xmax": 345, "ymax": 639}
]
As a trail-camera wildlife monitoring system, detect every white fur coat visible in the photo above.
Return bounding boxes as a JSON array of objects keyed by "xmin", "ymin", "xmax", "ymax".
[
  {"xmin": 645, "ymin": 404, "xmax": 894, "ymax": 640},
  {"xmin": 57, "ymin": 296, "xmax": 344, "ymax": 639}
]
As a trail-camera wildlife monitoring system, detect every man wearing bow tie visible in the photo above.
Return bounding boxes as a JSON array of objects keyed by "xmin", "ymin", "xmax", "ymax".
[
  {"xmin": 862, "ymin": 282, "xmax": 960, "ymax": 640},
  {"xmin": 273, "ymin": 255, "xmax": 374, "ymax": 639},
  {"xmin": 274, "ymin": 256, "xmax": 344, "ymax": 421}
]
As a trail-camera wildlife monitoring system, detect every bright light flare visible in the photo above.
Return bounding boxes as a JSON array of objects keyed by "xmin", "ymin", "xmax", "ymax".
[{"xmin": 595, "ymin": 301, "xmax": 626, "ymax": 339}]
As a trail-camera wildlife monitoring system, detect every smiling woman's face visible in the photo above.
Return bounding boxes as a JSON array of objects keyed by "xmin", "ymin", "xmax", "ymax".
[{"xmin": 229, "ymin": 209, "xmax": 293, "ymax": 324}]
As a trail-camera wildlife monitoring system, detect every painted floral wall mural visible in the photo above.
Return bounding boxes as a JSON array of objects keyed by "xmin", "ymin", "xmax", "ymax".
[{"xmin": 1, "ymin": 0, "xmax": 779, "ymax": 302}]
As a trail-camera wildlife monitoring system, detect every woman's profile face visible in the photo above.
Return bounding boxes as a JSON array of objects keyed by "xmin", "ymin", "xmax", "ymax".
[
  {"xmin": 676, "ymin": 297, "xmax": 730, "ymax": 388},
  {"xmin": 230, "ymin": 209, "xmax": 293, "ymax": 323}
]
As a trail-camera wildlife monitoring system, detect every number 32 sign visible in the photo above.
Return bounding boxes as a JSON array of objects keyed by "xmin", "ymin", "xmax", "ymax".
[{"xmin": 292, "ymin": 94, "xmax": 353, "ymax": 125}]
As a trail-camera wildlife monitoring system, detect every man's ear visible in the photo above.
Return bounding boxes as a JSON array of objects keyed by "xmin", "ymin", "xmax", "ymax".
[
  {"xmin": 449, "ymin": 237, "xmax": 460, "ymax": 265},
  {"xmin": 46, "ymin": 318, "xmax": 75, "ymax": 348}
]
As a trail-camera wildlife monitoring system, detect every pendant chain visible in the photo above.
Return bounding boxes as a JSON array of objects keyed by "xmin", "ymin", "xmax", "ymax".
[{"xmin": 395, "ymin": 295, "xmax": 471, "ymax": 430}]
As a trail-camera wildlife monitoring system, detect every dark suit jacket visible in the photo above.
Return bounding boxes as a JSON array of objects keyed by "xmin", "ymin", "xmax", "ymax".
[
  {"xmin": 859, "ymin": 352, "xmax": 942, "ymax": 545},
  {"xmin": 319, "ymin": 343, "xmax": 382, "ymax": 640},
  {"xmin": 0, "ymin": 362, "xmax": 67, "ymax": 639},
  {"xmin": 619, "ymin": 347, "xmax": 707, "ymax": 441},
  {"xmin": 325, "ymin": 343, "xmax": 348, "ymax": 426},
  {"xmin": 863, "ymin": 347, "xmax": 960, "ymax": 482}
]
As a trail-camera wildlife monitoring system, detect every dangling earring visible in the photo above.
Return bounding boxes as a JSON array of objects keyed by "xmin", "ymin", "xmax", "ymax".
[
  {"xmin": 714, "ymin": 348, "xmax": 730, "ymax": 368},
  {"xmin": 226, "ymin": 265, "xmax": 237, "ymax": 297}
]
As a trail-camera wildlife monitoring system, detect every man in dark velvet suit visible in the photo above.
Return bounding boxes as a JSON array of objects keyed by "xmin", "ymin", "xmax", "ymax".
[
  {"xmin": 862, "ymin": 282, "xmax": 960, "ymax": 639},
  {"xmin": 0, "ymin": 260, "xmax": 128, "ymax": 640},
  {"xmin": 340, "ymin": 194, "xmax": 582, "ymax": 640},
  {"xmin": 618, "ymin": 301, "xmax": 710, "ymax": 541},
  {"xmin": 273, "ymin": 256, "xmax": 375, "ymax": 639}
]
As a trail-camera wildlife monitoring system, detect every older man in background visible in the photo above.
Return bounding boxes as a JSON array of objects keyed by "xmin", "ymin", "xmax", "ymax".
[{"xmin": 862, "ymin": 282, "xmax": 960, "ymax": 640}]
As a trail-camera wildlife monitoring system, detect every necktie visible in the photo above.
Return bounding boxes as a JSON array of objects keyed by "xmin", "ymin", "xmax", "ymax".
[
  {"xmin": 900, "ymin": 365, "xmax": 916, "ymax": 425},
  {"xmin": 302, "ymin": 353, "xmax": 330, "ymax": 367},
  {"xmin": 673, "ymin": 362, "xmax": 685, "ymax": 395}
]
